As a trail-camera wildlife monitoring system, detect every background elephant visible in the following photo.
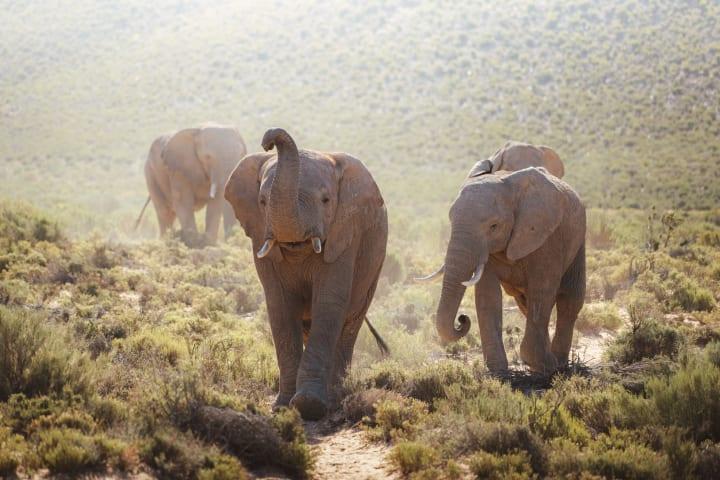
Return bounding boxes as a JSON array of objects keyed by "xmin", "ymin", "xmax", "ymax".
[
  {"xmin": 422, "ymin": 167, "xmax": 585, "ymax": 374},
  {"xmin": 468, "ymin": 141, "xmax": 564, "ymax": 179},
  {"xmin": 224, "ymin": 128, "xmax": 388, "ymax": 420},
  {"xmin": 135, "ymin": 124, "xmax": 246, "ymax": 246}
]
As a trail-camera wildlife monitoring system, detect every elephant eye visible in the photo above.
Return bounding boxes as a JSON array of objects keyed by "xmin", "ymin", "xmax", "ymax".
[
  {"xmin": 490, "ymin": 223, "xmax": 498, "ymax": 232},
  {"xmin": 322, "ymin": 196, "xmax": 330, "ymax": 204}
]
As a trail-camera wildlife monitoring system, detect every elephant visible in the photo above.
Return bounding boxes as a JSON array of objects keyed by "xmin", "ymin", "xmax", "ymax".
[
  {"xmin": 224, "ymin": 128, "xmax": 388, "ymax": 420},
  {"xmin": 468, "ymin": 141, "xmax": 564, "ymax": 179},
  {"xmin": 135, "ymin": 124, "xmax": 247, "ymax": 246},
  {"xmin": 420, "ymin": 167, "xmax": 585, "ymax": 374}
]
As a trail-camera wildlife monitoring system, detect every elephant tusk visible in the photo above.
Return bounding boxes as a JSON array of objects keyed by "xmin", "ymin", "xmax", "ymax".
[
  {"xmin": 414, "ymin": 264, "xmax": 445, "ymax": 282},
  {"xmin": 256, "ymin": 238, "xmax": 276, "ymax": 258},
  {"xmin": 462, "ymin": 263, "xmax": 485, "ymax": 287},
  {"xmin": 311, "ymin": 237, "xmax": 322, "ymax": 254},
  {"xmin": 209, "ymin": 182, "xmax": 217, "ymax": 199}
]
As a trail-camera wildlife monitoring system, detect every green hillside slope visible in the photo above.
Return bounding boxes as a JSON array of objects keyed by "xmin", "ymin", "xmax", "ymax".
[{"xmin": 1, "ymin": 0, "xmax": 718, "ymax": 232}]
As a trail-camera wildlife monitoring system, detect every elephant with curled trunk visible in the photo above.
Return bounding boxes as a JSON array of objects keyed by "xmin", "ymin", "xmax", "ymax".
[
  {"xmin": 135, "ymin": 124, "xmax": 246, "ymax": 247},
  {"xmin": 224, "ymin": 128, "xmax": 388, "ymax": 420},
  {"xmin": 421, "ymin": 167, "xmax": 585, "ymax": 374},
  {"xmin": 468, "ymin": 141, "xmax": 564, "ymax": 179}
]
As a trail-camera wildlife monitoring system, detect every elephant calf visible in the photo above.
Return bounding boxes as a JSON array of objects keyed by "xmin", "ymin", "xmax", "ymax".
[
  {"xmin": 136, "ymin": 124, "xmax": 246, "ymax": 247},
  {"xmin": 422, "ymin": 167, "xmax": 585, "ymax": 374},
  {"xmin": 468, "ymin": 141, "xmax": 564, "ymax": 179},
  {"xmin": 224, "ymin": 128, "xmax": 388, "ymax": 420}
]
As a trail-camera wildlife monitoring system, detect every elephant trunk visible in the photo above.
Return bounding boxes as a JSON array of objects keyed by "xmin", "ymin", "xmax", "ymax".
[
  {"xmin": 435, "ymin": 227, "xmax": 487, "ymax": 344},
  {"xmin": 263, "ymin": 128, "xmax": 304, "ymax": 241}
]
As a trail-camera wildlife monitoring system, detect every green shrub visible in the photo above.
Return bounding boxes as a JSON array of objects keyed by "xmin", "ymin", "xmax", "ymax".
[
  {"xmin": 468, "ymin": 450, "xmax": 534, "ymax": 480},
  {"xmin": 0, "ymin": 426, "xmax": 28, "ymax": 476},
  {"xmin": 407, "ymin": 361, "xmax": 477, "ymax": 404},
  {"xmin": 197, "ymin": 454, "xmax": 249, "ymax": 480},
  {"xmin": 575, "ymin": 302, "xmax": 624, "ymax": 333},
  {"xmin": 37, "ymin": 428, "xmax": 104, "ymax": 474},
  {"xmin": 390, "ymin": 441, "xmax": 437, "ymax": 476},
  {"xmin": 140, "ymin": 429, "xmax": 214, "ymax": 480},
  {"xmin": 0, "ymin": 202, "xmax": 63, "ymax": 249},
  {"xmin": 466, "ymin": 422, "xmax": 548, "ymax": 475},
  {"xmin": 271, "ymin": 408, "xmax": 314, "ymax": 478},
  {"xmin": 0, "ymin": 306, "xmax": 93, "ymax": 400},
  {"xmin": 373, "ymin": 396, "xmax": 428, "ymax": 441},
  {"xmin": 607, "ymin": 318, "xmax": 681, "ymax": 364},
  {"xmin": 647, "ymin": 359, "xmax": 720, "ymax": 441},
  {"xmin": 695, "ymin": 441, "xmax": 720, "ymax": 477},
  {"xmin": 670, "ymin": 272, "xmax": 716, "ymax": 312}
]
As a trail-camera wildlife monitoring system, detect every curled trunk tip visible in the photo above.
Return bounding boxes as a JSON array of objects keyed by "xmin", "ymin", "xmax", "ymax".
[{"xmin": 437, "ymin": 313, "xmax": 471, "ymax": 344}]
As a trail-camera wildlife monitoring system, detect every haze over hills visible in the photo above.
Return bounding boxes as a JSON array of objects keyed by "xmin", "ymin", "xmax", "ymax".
[{"xmin": 1, "ymin": 0, "xmax": 719, "ymax": 233}]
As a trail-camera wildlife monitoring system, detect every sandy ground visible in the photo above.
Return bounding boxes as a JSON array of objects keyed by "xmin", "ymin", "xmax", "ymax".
[{"xmin": 304, "ymin": 421, "xmax": 398, "ymax": 480}]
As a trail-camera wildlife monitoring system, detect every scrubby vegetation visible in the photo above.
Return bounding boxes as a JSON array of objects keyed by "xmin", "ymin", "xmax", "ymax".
[{"xmin": 1, "ymin": 0, "xmax": 719, "ymax": 477}]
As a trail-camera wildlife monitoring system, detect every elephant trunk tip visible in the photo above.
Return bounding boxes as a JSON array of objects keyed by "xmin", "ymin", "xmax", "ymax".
[
  {"xmin": 438, "ymin": 314, "xmax": 472, "ymax": 345},
  {"xmin": 262, "ymin": 127, "xmax": 292, "ymax": 152}
]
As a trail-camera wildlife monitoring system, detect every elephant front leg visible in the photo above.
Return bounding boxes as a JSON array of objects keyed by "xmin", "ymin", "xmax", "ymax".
[
  {"xmin": 222, "ymin": 201, "xmax": 237, "ymax": 240},
  {"xmin": 474, "ymin": 270, "xmax": 508, "ymax": 373},
  {"xmin": 264, "ymin": 285, "xmax": 304, "ymax": 410},
  {"xmin": 171, "ymin": 177, "xmax": 201, "ymax": 247},
  {"xmin": 292, "ymin": 263, "xmax": 353, "ymax": 420},
  {"xmin": 520, "ymin": 293, "xmax": 558, "ymax": 374},
  {"xmin": 203, "ymin": 196, "xmax": 224, "ymax": 245}
]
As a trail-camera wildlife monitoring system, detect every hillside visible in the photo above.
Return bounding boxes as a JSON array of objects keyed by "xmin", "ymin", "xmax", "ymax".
[{"xmin": 2, "ymin": 0, "xmax": 719, "ymax": 238}]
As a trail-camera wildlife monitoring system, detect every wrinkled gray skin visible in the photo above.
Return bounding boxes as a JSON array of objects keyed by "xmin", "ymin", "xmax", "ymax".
[
  {"xmin": 138, "ymin": 124, "xmax": 246, "ymax": 247},
  {"xmin": 224, "ymin": 128, "xmax": 388, "ymax": 420},
  {"xmin": 469, "ymin": 141, "xmax": 565, "ymax": 179},
  {"xmin": 426, "ymin": 167, "xmax": 585, "ymax": 374}
]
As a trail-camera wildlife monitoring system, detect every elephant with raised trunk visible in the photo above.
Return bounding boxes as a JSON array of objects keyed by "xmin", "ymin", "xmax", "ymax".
[
  {"xmin": 224, "ymin": 128, "xmax": 388, "ymax": 420},
  {"xmin": 421, "ymin": 167, "xmax": 585, "ymax": 374},
  {"xmin": 468, "ymin": 141, "xmax": 564, "ymax": 179},
  {"xmin": 136, "ymin": 124, "xmax": 246, "ymax": 247}
]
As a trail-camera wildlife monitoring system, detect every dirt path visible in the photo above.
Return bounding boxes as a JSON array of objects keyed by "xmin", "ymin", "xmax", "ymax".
[{"xmin": 305, "ymin": 421, "xmax": 398, "ymax": 480}]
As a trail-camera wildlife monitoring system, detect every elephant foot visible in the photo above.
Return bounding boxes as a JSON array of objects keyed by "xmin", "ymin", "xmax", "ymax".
[
  {"xmin": 290, "ymin": 388, "xmax": 328, "ymax": 421},
  {"xmin": 520, "ymin": 338, "xmax": 558, "ymax": 375},
  {"xmin": 272, "ymin": 392, "xmax": 294, "ymax": 412}
]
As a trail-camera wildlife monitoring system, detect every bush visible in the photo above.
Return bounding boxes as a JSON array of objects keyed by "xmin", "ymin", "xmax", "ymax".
[
  {"xmin": 0, "ymin": 202, "xmax": 63, "ymax": 249},
  {"xmin": 37, "ymin": 428, "xmax": 108, "ymax": 474},
  {"xmin": 468, "ymin": 450, "xmax": 534, "ymax": 480},
  {"xmin": 466, "ymin": 422, "xmax": 548, "ymax": 475},
  {"xmin": 575, "ymin": 302, "xmax": 624, "ymax": 333},
  {"xmin": 607, "ymin": 318, "xmax": 681, "ymax": 364},
  {"xmin": 0, "ymin": 306, "xmax": 93, "ymax": 401},
  {"xmin": 0, "ymin": 426, "xmax": 28, "ymax": 476},
  {"xmin": 390, "ymin": 441, "xmax": 437, "ymax": 476},
  {"xmin": 647, "ymin": 359, "xmax": 720, "ymax": 441},
  {"xmin": 373, "ymin": 396, "xmax": 428, "ymax": 441},
  {"xmin": 670, "ymin": 272, "xmax": 716, "ymax": 312}
]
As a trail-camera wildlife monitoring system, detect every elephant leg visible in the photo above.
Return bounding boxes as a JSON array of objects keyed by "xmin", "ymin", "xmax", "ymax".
[
  {"xmin": 222, "ymin": 201, "xmax": 237, "ymax": 239},
  {"xmin": 204, "ymin": 196, "xmax": 223, "ymax": 245},
  {"xmin": 520, "ymin": 293, "xmax": 558, "ymax": 374},
  {"xmin": 172, "ymin": 177, "xmax": 200, "ymax": 247},
  {"xmin": 147, "ymin": 177, "xmax": 175, "ymax": 236},
  {"xmin": 292, "ymin": 260, "xmax": 353, "ymax": 420},
  {"xmin": 264, "ymin": 285, "xmax": 304, "ymax": 410},
  {"xmin": 552, "ymin": 244, "xmax": 586, "ymax": 364},
  {"xmin": 553, "ymin": 293, "xmax": 582, "ymax": 364},
  {"xmin": 474, "ymin": 270, "xmax": 508, "ymax": 373}
]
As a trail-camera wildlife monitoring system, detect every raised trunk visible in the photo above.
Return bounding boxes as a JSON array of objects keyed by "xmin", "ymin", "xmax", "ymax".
[
  {"xmin": 265, "ymin": 129, "xmax": 304, "ymax": 241},
  {"xmin": 435, "ymin": 228, "xmax": 487, "ymax": 344}
]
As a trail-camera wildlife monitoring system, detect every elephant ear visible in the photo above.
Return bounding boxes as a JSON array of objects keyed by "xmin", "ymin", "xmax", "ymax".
[
  {"xmin": 162, "ymin": 128, "xmax": 207, "ymax": 185},
  {"xmin": 468, "ymin": 159, "xmax": 494, "ymax": 178},
  {"xmin": 539, "ymin": 146, "xmax": 565, "ymax": 178},
  {"xmin": 324, "ymin": 154, "xmax": 385, "ymax": 263},
  {"xmin": 505, "ymin": 167, "xmax": 566, "ymax": 262},
  {"xmin": 224, "ymin": 153, "xmax": 274, "ymax": 244}
]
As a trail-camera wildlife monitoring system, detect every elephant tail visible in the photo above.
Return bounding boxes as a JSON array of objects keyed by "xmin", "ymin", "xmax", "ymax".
[
  {"xmin": 134, "ymin": 196, "xmax": 151, "ymax": 231},
  {"xmin": 364, "ymin": 317, "xmax": 390, "ymax": 357}
]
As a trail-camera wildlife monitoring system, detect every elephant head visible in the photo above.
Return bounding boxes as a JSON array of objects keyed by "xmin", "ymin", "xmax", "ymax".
[
  {"xmin": 224, "ymin": 128, "xmax": 383, "ymax": 262},
  {"xmin": 428, "ymin": 168, "xmax": 566, "ymax": 344},
  {"xmin": 468, "ymin": 142, "xmax": 564, "ymax": 179}
]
